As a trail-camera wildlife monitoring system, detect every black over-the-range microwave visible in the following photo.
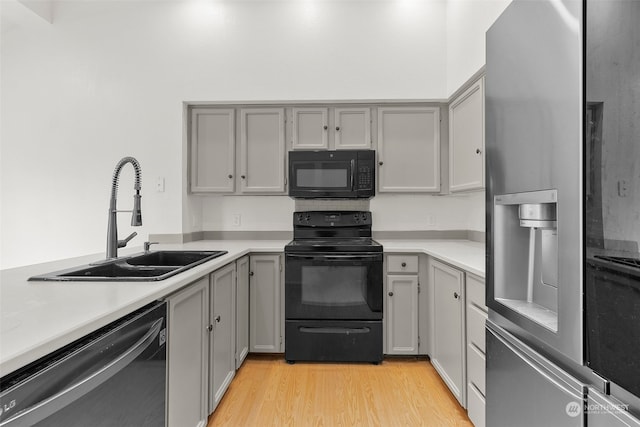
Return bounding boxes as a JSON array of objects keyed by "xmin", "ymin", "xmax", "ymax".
[{"xmin": 288, "ymin": 150, "xmax": 376, "ymax": 199}]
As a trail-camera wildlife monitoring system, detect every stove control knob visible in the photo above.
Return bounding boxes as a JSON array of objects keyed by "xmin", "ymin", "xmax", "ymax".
[
  {"xmin": 353, "ymin": 214, "xmax": 359, "ymax": 222},
  {"xmin": 361, "ymin": 213, "xmax": 367, "ymax": 222}
]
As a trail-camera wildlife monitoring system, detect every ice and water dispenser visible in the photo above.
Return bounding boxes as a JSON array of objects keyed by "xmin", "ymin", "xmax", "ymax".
[{"xmin": 493, "ymin": 189, "xmax": 559, "ymax": 331}]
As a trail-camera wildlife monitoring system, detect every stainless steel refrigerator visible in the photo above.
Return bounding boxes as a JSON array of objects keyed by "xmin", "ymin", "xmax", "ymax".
[{"xmin": 486, "ymin": 0, "xmax": 640, "ymax": 426}]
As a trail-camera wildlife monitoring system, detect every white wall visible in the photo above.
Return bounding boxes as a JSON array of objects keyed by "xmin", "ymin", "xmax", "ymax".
[
  {"xmin": 0, "ymin": 0, "xmax": 448, "ymax": 269},
  {"xmin": 446, "ymin": 0, "xmax": 511, "ymax": 96},
  {"xmin": 1, "ymin": 0, "xmax": 497, "ymax": 269}
]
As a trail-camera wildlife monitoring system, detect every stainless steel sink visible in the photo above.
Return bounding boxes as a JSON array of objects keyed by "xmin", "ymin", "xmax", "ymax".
[
  {"xmin": 125, "ymin": 250, "xmax": 221, "ymax": 267},
  {"xmin": 29, "ymin": 250, "xmax": 228, "ymax": 282}
]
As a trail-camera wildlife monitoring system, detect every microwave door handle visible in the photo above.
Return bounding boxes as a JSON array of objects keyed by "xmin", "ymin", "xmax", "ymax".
[
  {"xmin": 1, "ymin": 319, "xmax": 163, "ymax": 427},
  {"xmin": 350, "ymin": 159, "xmax": 357, "ymax": 190}
]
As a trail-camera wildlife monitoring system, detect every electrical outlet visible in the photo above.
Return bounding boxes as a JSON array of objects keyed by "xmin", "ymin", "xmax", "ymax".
[
  {"xmin": 156, "ymin": 177, "xmax": 165, "ymax": 193},
  {"xmin": 427, "ymin": 214, "xmax": 436, "ymax": 226},
  {"xmin": 233, "ymin": 214, "xmax": 241, "ymax": 226}
]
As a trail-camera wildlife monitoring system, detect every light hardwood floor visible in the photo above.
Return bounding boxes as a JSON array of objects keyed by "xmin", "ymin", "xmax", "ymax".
[{"xmin": 207, "ymin": 355, "xmax": 473, "ymax": 427}]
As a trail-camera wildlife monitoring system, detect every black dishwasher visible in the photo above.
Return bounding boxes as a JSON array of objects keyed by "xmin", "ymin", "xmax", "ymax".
[{"xmin": 0, "ymin": 301, "xmax": 167, "ymax": 427}]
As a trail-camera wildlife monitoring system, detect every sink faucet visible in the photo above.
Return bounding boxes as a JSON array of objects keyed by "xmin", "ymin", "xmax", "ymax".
[{"xmin": 106, "ymin": 157, "xmax": 142, "ymax": 259}]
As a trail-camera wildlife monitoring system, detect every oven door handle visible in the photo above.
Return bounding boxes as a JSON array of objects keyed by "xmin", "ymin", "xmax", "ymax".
[
  {"xmin": 0, "ymin": 318, "xmax": 163, "ymax": 427},
  {"xmin": 286, "ymin": 253, "xmax": 382, "ymax": 261}
]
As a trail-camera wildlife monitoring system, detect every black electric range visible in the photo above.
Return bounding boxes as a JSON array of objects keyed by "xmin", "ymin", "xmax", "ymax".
[{"xmin": 284, "ymin": 211, "xmax": 383, "ymax": 363}]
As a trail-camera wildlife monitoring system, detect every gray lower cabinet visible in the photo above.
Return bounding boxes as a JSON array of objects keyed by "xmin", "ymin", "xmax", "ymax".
[
  {"xmin": 430, "ymin": 258, "xmax": 466, "ymax": 406},
  {"xmin": 465, "ymin": 274, "xmax": 487, "ymax": 427},
  {"xmin": 386, "ymin": 275, "xmax": 419, "ymax": 354},
  {"xmin": 235, "ymin": 255, "xmax": 250, "ymax": 369},
  {"xmin": 167, "ymin": 277, "xmax": 209, "ymax": 427},
  {"xmin": 249, "ymin": 254, "xmax": 284, "ymax": 353},
  {"xmin": 385, "ymin": 254, "xmax": 420, "ymax": 355},
  {"xmin": 209, "ymin": 263, "xmax": 236, "ymax": 413}
]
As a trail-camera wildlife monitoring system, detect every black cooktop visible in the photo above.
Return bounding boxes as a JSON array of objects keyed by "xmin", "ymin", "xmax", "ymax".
[{"xmin": 286, "ymin": 211, "xmax": 382, "ymax": 253}]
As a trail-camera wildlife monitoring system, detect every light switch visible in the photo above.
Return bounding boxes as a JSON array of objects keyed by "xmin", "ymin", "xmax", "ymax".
[{"xmin": 618, "ymin": 180, "xmax": 628, "ymax": 197}]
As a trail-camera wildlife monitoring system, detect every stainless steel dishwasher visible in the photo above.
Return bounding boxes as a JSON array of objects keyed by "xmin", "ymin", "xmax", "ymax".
[{"xmin": 0, "ymin": 301, "xmax": 167, "ymax": 427}]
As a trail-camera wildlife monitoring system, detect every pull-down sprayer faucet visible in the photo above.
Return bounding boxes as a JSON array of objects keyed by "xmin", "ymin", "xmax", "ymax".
[{"xmin": 106, "ymin": 157, "xmax": 142, "ymax": 259}]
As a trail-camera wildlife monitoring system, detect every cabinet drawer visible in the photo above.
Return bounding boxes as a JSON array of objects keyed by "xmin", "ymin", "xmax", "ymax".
[
  {"xmin": 466, "ymin": 274, "xmax": 486, "ymax": 311},
  {"xmin": 467, "ymin": 381, "xmax": 486, "ymax": 427},
  {"xmin": 466, "ymin": 303, "xmax": 487, "ymax": 352},
  {"xmin": 387, "ymin": 255, "xmax": 419, "ymax": 273},
  {"xmin": 467, "ymin": 342, "xmax": 486, "ymax": 396}
]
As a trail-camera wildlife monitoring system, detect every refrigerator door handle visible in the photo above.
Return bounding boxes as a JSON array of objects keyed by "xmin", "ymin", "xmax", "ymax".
[
  {"xmin": 1, "ymin": 318, "xmax": 163, "ymax": 427},
  {"xmin": 488, "ymin": 322, "xmax": 584, "ymax": 400}
]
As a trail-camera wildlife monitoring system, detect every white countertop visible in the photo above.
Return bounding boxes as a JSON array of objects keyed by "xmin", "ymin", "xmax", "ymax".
[{"xmin": 0, "ymin": 238, "xmax": 484, "ymax": 377}]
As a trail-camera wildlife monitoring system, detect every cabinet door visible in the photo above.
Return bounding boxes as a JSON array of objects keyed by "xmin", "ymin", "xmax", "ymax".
[
  {"xmin": 249, "ymin": 254, "xmax": 283, "ymax": 352},
  {"xmin": 377, "ymin": 106, "xmax": 440, "ymax": 192},
  {"xmin": 209, "ymin": 264, "xmax": 236, "ymax": 413},
  {"xmin": 190, "ymin": 108, "xmax": 235, "ymax": 193},
  {"xmin": 449, "ymin": 77, "xmax": 484, "ymax": 192},
  {"xmin": 386, "ymin": 275, "xmax": 419, "ymax": 355},
  {"xmin": 239, "ymin": 108, "xmax": 286, "ymax": 193},
  {"xmin": 292, "ymin": 107, "xmax": 329, "ymax": 150},
  {"xmin": 167, "ymin": 278, "xmax": 209, "ymax": 427},
  {"xmin": 236, "ymin": 256, "xmax": 250, "ymax": 369},
  {"xmin": 334, "ymin": 107, "xmax": 371, "ymax": 149},
  {"xmin": 430, "ymin": 259, "xmax": 465, "ymax": 406}
]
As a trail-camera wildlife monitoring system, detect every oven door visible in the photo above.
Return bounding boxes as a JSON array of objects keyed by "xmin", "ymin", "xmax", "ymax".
[
  {"xmin": 288, "ymin": 158, "xmax": 356, "ymax": 198},
  {"xmin": 285, "ymin": 252, "xmax": 383, "ymax": 320}
]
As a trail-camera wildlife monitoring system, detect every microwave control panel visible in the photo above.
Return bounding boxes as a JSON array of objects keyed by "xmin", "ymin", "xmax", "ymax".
[{"xmin": 357, "ymin": 166, "xmax": 373, "ymax": 190}]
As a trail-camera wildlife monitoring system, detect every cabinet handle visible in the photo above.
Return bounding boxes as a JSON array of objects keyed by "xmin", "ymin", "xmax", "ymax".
[
  {"xmin": 388, "ymin": 291, "xmax": 394, "ymax": 297},
  {"xmin": 215, "ymin": 315, "xmax": 221, "ymax": 323},
  {"xmin": 324, "ymin": 125, "xmax": 328, "ymax": 130},
  {"xmin": 336, "ymin": 126, "xmax": 341, "ymax": 131},
  {"xmin": 207, "ymin": 324, "xmax": 213, "ymax": 332},
  {"xmin": 476, "ymin": 148, "xmax": 482, "ymax": 154},
  {"xmin": 241, "ymin": 175, "xmax": 246, "ymax": 179},
  {"xmin": 249, "ymin": 271, "xmax": 254, "ymax": 276},
  {"xmin": 401, "ymin": 262, "xmax": 407, "ymax": 267},
  {"xmin": 378, "ymin": 161, "xmax": 383, "ymax": 166},
  {"xmin": 454, "ymin": 292, "xmax": 459, "ymax": 299},
  {"xmin": 228, "ymin": 174, "xmax": 233, "ymax": 179}
]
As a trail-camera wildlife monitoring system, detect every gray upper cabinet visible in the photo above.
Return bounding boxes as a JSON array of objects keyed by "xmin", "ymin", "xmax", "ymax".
[
  {"xmin": 292, "ymin": 107, "xmax": 329, "ymax": 150},
  {"xmin": 209, "ymin": 263, "xmax": 236, "ymax": 413},
  {"xmin": 190, "ymin": 108, "xmax": 235, "ymax": 193},
  {"xmin": 239, "ymin": 108, "xmax": 286, "ymax": 193},
  {"xmin": 377, "ymin": 106, "xmax": 440, "ymax": 192},
  {"xmin": 449, "ymin": 77, "xmax": 485, "ymax": 192},
  {"xmin": 334, "ymin": 107, "xmax": 371, "ymax": 149}
]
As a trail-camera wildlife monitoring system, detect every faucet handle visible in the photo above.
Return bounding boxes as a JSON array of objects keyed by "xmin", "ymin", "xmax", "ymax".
[
  {"xmin": 118, "ymin": 232, "xmax": 138, "ymax": 248},
  {"xmin": 144, "ymin": 241, "xmax": 159, "ymax": 252}
]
